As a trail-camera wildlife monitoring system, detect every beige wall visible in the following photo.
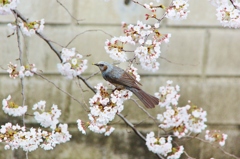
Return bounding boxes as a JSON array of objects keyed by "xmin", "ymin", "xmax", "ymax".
[{"xmin": 0, "ymin": 0, "xmax": 240, "ymax": 158}]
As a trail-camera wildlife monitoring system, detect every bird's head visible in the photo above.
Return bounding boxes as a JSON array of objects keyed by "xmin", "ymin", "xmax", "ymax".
[{"xmin": 93, "ymin": 61, "xmax": 110, "ymax": 72}]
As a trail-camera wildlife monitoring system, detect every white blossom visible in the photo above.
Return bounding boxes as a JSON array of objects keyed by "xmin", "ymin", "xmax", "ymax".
[
  {"xmin": 2, "ymin": 95, "xmax": 27, "ymax": 116},
  {"xmin": 17, "ymin": 19, "xmax": 45, "ymax": 36},
  {"xmin": 167, "ymin": 146, "xmax": 184, "ymax": 159},
  {"xmin": 33, "ymin": 101, "xmax": 61, "ymax": 130},
  {"xmin": 58, "ymin": 48, "xmax": 88, "ymax": 79},
  {"xmin": 146, "ymin": 132, "xmax": 173, "ymax": 156},
  {"xmin": 77, "ymin": 119, "xmax": 86, "ymax": 135},
  {"xmin": 216, "ymin": 4, "xmax": 240, "ymax": 28},
  {"xmin": 7, "ymin": 62, "xmax": 37, "ymax": 79},
  {"xmin": 0, "ymin": 0, "xmax": 19, "ymax": 15},
  {"xmin": 166, "ymin": 0, "xmax": 190, "ymax": 20},
  {"xmin": 205, "ymin": 130, "xmax": 228, "ymax": 146},
  {"xmin": 155, "ymin": 81, "xmax": 180, "ymax": 107}
]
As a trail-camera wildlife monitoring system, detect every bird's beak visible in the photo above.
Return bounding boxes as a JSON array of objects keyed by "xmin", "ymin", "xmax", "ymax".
[{"xmin": 92, "ymin": 63, "xmax": 98, "ymax": 66}]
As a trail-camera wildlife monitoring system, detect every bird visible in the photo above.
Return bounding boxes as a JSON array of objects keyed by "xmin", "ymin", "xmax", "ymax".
[{"xmin": 94, "ymin": 61, "xmax": 159, "ymax": 108}]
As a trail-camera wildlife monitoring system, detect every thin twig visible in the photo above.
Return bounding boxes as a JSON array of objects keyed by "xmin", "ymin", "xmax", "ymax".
[
  {"xmin": 56, "ymin": 0, "xmax": 84, "ymax": 24},
  {"xmin": 65, "ymin": 29, "xmax": 113, "ymax": 48},
  {"xmin": 85, "ymin": 70, "xmax": 100, "ymax": 80},
  {"xmin": 160, "ymin": 56, "xmax": 198, "ymax": 66},
  {"xmin": 35, "ymin": 72, "xmax": 89, "ymax": 111},
  {"xmin": 130, "ymin": 98, "xmax": 156, "ymax": 120},
  {"xmin": 229, "ymin": 0, "xmax": 239, "ymax": 9},
  {"xmin": 12, "ymin": 10, "xmax": 28, "ymax": 159},
  {"xmin": 12, "ymin": 10, "xmax": 26, "ymax": 126},
  {"xmin": 183, "ymin": 151, "xmax": 196, "ymax": 159},
  {"xmin": 117, "ymin": 113, "xmax": 164, "ymax": 159},
  {"xmin": 131, "ymin": 0, "xmax": 167, "ymax": 22},
  {"xmin": 36, "ymin": 32, "xmax": 62, "ymax": 62},
  {"xmin": 12, "ymin": 9, "xmax": 62, "ymax": 62},
  {"xmin": 77, "ymin": 75, "xmax": 96, "ymax": 93},
  {"xmin": 186, "ymin": 136, "xmax": 240, "ymax": 159}
]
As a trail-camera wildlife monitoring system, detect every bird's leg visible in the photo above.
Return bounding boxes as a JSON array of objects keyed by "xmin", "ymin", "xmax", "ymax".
[{"xmin": 112, "ymin": 84, "xmax": 125, "ymax": 93}]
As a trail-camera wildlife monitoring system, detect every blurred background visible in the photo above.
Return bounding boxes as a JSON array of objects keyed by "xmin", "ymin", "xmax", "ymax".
[{"xmin": 0, "ymin": 0, "xmax": 240, "ymax": 158}]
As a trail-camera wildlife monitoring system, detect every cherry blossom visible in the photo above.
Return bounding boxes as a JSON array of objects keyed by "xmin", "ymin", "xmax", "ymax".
[
  {"xmin": 216, "ymin": 4, "xmax": 240, "ymax": 28},
  {"xmin": 104, "ymin": 36, "xmax": 135, "ymax": 62},
  {"xmin": 167, "ymin": 146, "xmax": 184, "ymax": 159},
  {"xmin": 157, "ymin": 102, "xmax": 207, "ymax": 138},
  {"xmin": 155, "ymin": 80, "xmax": 180, "ymax": 107},
  {"xmin": 126, "ymin": 64, "xmax": 141, "ymax": 82},
  {"xmin": 0, "ymin": 122, "xmax": 71, "ymax": 152},
  {"xmin": 105, "ymin": 20, "xmax": 171, "ymax": 71},
  {"xmin": 57, "ymin": 48, "xmax": 88, "ymax": 79},
  {"xmin": 165, "ymin": 0, "xmax": 190, "ymax": 20},
  {"xmin": 0, "ymin": 0, "xmax": 19, "ymax": 15},
  {"xmin": 77, "ymin": 83, "xmax": 132, "ymax": 136},
  {"xmin": 33, "ymin": 101, "xmax": 61, "ymax": 130},
  {"xmin": 8, "ymin": 19, "xmax": 45, "ymax": 36},
  {"xmin": 146, "ymin": 132, "xmax": 173, "ymax": 156},
  {"xmin": 205, "ymin": 130, "xmax": 228, "ymax": 146},
  {"xmin": 2, "ymin": 95, "xmax": 27, "ymax": 116},
  {"xmin": 7, "ymin": 62, "xmax": 37, "ymax": 79},
  {"xmin": 77, "ymin": 119, "xmax": 86, "ymax": 135},
  {"xmin": 209, "ymin": 0, "xmax": 240, "ymax": 28}
]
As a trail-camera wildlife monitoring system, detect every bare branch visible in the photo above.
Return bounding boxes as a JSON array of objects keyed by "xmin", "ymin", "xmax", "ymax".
[
  {"xmin": 12, "ymin": 9, "xmax": 62, "ymax": 62},
  {"xmin": 85, "ymin": 71, "xmax": 100, "ymax": 80},
  {"xmin": 36, "ymin": 32, "xmax": 62, "ymax": 62},
  {"xmin": 77, "ymin": 75, "xmax": 96, "ymax": 93},
  {"xmin": 130, "ymin": 98, "xmax": 156, "ymax": 120},
  {"xmin": 117, "ymin": 113, "xmax": 164, "ymax": 159},
  {"xmin": 160, "ymin": 56, "xmax": 199, "ymax": 66},
  {"xmin": 229, "ymin": 0, "xmax": 240, "ymax": 9},
  {"xmin": 12, "ymin": 10, "xmax": 26, "ymax": 126},
  {"xmin": 183, "ymin": 151, "xmax": 196, "ymax": 159},
  {"xmin": 56, "ymin": 0, "xmax": 84, "ymax": 24},
  {"xmin": 185, "ymin": 136, "xmax": 240, "ymax": 159},
  {"xmin": 65, "ymin": 29, "xmax": 113, "ymax": 48},
  {"xmin": 35, "ymin": 72, "xmax": 89, "ymax": 111}
]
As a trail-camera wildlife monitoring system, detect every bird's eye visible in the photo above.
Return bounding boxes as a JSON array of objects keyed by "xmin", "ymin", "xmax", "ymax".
[{"xmin": 99, "ymin": 64, "xmax": 104, "ymax": 67}]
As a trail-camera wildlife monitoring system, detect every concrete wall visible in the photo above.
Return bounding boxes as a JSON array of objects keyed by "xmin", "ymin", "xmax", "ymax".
[{"xmin": 0, "ymin": 0, "xmax": 240, "ymax": 158}]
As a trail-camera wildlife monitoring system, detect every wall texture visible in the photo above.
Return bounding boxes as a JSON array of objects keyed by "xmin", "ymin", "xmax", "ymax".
[{"xmin": 0, "ymin": 0, "xmax": 240, "ymax": 158}]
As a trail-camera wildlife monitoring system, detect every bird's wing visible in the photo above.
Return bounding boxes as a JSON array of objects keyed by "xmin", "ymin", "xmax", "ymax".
[{"xmin": 106, "ymin": 69, "xmax": 141, "ymax": 89}]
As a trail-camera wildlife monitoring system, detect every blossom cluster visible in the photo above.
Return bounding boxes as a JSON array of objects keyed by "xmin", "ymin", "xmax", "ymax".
[
  {"xmin": 105, "ymin": 20, "xmax": 171, "ymax": 71},
  {"xmin": 0, "ymin": 0, "xmax": 19, "ymax": 15},
  {"xmin": 155, "ymin": 80, "xmax": 180, "ymax": 107},
  {"xmin": 210, "ymin": 0, "xmax": 240, "ymax": 28},
  {"xmin": 8, "ymin": 19, "xmax": 45, "ymax": 36},
  {"xmin": 157, "ymin": 103, "xmax": 207, "ymax": 138},
  {"xmin": 104, "ymin": 36, "xmax": 135, "ymax": 62},
  {"xmin": 2, "ymin": 95, "xmax": 27, "ymax": 116},
  {"xmin": 57, "ymin": 48, "xmax": 88, "ymax": 79},
  {"xmin": 0, "ymin": 122, "xmax": 71, "ymax": 151},
  {"xmin": 205, "ymin": 130, "xmax": 228, "ymax": 146},
  {"xmin": 126, "ymin": 64, "xmax": 141, "ymax": 82},
  {"xmin": 33, "ymin": 101, "xmax": 61, "ymax": 130},
  {"xmin": 146, "ymin": 132, "xmax": 184, "ymax": 158},
  {"xmin": 7, "ymin": 62, "xmax": 37, "ymax": 79},
  {"xmin": 165, "ymin": 0, "xmax": 190, "ymax": 20},
  {"xmin": 77, "ymin": 83, "xmax": 132, "ymax": 136},
  {"xmin": 143, "ymin": 0, "xmax": 190, "ymax": 20},
  {"xmin": 0, "ymin": 99, "xmax": 71, "ymax": 151}
]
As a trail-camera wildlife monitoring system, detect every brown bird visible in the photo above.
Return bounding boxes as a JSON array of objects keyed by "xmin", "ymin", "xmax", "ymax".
[{"xmin": 94, "ymin": 61, "xmax": 159, "ymax": 108}]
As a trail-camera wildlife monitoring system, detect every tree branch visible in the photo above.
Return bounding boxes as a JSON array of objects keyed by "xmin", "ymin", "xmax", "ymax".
[
  {"xmin": 12, "ymin": 9, "xmax": 62, "ymax": 62},
  {"xmin": 11, "ymin": 8, "xmax": 166, "ymax": 159},
  {"xmin": 117, "ymin": 113, "xmax": 163, "ymax": 159},
  {"xmin": 229, "ymin": 0, "xmax": 239, "ymax": 9}
]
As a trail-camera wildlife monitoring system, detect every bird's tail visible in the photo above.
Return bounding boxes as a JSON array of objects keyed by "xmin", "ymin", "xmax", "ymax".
[{"xmin": 129, "ymin": 88, "xmax": 159, "ymax": 108}]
